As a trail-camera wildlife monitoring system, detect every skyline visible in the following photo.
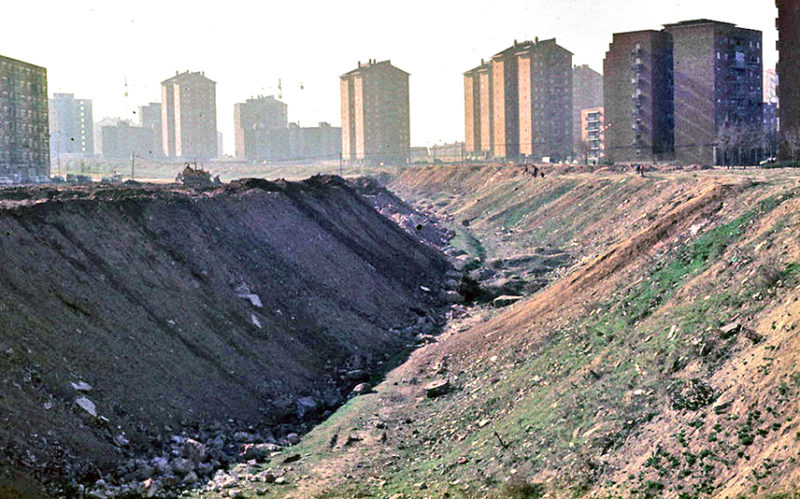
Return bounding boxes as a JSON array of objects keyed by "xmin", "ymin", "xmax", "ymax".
[{"xmin": 2, "ymin": 1, "xmax": 780, "ymax": 155}]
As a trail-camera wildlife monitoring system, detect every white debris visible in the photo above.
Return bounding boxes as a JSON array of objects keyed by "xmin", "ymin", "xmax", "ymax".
[
  {"xmin": 420, "ymin": 285, "xmax": 431, "ymax": 293},
  {"xmin": 71, "ymin": 381, "xmax": 93, "ymax": 392},
  {"xmin": 235, "ymin": 283, "xmax": 263, "ymax": 308},
  {"xmin": 75, "ymin": 396, "xmax": 97, "ymax": 417},
  {"xmin": 251, "ymin": 314, "xmax": 262, "ymax": 329},
  {"xmin": 238, "ymin": 293, "xmax": 263, "ymax": 308}
]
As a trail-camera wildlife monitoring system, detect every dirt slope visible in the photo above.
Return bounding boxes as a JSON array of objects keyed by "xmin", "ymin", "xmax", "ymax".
[
  {"xmin": 231, "ymin": 166, "xmax": 800, "ymax": 499},
  {"xmin": 0, "ymin": 176, "xmax": 449, "ymax": 496}
]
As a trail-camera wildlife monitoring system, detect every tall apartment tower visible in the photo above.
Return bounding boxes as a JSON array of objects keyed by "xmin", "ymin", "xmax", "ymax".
[
  {"xmin": 464, "ymin": 61, "xmax": 494, "ymax": 157},
  {"xmin": 777, "ymin": 0, "xmax": 800, "ymax": 159},
  {"xmin": 0, "ymin": 55, "xmax": 49, "ymax": 180},
  {"xmin": 664, "ymin": 20, "xmax": 762, "ymax": 165},
  {"xmin": 516, "ymin": 39, "xmax": 573, "ymax": 161},
  {"xmin": 340, "ymin": 60, "xmax": 410, "ymax": 165},
  {"xmin": 49, "ymin": 93, "xmax": 94, "ymax": 158},
  {"xmin": 491, "ymin": 44, "xmax": 520, "ymax": 159},
  {"xmin": 464, "ymin": 65, "xmax": 481, "ymax": 156},
  {"xmin": 139, "ymin": 102, "xmax": 163, "ymax": 157},
  {"xmin": 466, "ymin": 39, "xmax": 573, "ymax": 161},
  {"xmin": 161, "ymin": 71, "xmax": 217, "ymax": 160},
  {"xmin": 604, "ymin": 30, "xmax": 674, "ymax": 163},
  {"xmin": 233, "ymin": 95, "xmax": 288, "ymax": 160},
  {"xmin": 572, "ymin": 65, "xmax": 603, "ymax": 153}
]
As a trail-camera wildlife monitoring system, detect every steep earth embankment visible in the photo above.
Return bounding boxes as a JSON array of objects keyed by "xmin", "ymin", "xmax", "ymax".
[
  {"xmin": 238, "ymin": 166, "xmax": 800, "ymax": 498},
  {"xmin": 0, "ymin": 176, "xmax": 451, "ymax": 497}
]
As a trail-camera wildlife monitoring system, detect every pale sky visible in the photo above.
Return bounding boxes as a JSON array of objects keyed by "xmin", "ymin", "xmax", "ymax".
[{"xmin": 2, "ymin": 1, "xmax": 779, "ymax": 155}]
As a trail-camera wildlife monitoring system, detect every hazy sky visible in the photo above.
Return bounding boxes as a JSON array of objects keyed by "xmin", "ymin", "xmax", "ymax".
[{"xmin": 2, "ymin": 1, "xmax": 779, "ymax": 154}]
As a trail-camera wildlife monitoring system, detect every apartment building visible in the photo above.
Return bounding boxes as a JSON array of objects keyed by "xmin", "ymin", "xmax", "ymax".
[
  {"xmin": 341, "ymin": 60, "xmax": 410, "ymax": 165},
  {"xmin": 0, "ymin": 54, "xmax": 49, "ymax": 180}
]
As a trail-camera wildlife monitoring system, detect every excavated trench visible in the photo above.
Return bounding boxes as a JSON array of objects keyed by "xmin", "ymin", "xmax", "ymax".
[{"xmin": 0, "ymin": 176, "xmax": 459, "ymax": 497}]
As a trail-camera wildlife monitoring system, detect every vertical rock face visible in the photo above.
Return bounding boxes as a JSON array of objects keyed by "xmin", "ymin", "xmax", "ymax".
[{"xmin": 0, "ymin": 176, "xmax": 449, "ymax": 489}]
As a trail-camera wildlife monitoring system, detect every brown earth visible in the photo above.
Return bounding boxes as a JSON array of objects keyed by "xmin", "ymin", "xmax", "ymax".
[
  {"xmin": 216, "ymin": 166, "xmax": 800, "ymax": 499},
  {"xmin": 0, "ymin": 176, "xmax": 451, "ymax": 496}
]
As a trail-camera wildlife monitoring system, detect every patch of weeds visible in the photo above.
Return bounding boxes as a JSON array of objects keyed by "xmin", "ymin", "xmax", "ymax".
[{"xmin": 501, "ymin": 477, "xmax": 545, "ymax": 499}]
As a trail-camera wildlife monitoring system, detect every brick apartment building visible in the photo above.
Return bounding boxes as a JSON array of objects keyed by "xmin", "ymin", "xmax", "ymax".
[
  {"xmin": 604, "ymin": 20, "xmax": 762, "ymax": 165},
  {"xmin": 604, "ymin": 30, "xmax": 674, "ymax": 163},
  {"xmin": 0, "ymin": 55, "xmax": 49, "ymax": 181},
  {"xmin": 49, "ymin": 93, "xmax": 94, "ymax": 159},
  {"xmin": 465, "ymin": 39, "xmax": 573, "ymax": 162},
  {"xmin": 580, "ymin": 107, "xmax": 605, "ymax": 163},
  {"xmin": 234, "ymin": 95, "xmax": 288, "ymax": 160},
  {"xmin": 572, "ymin": 65, "xmax": 603, "ymax": 155},
  {"xmin": 665, "ymin": 20, "xmax": 763, "ymax": 165},
  {"xmin": 161, "ymin": 71, "xmax": 217, "ymax": 160},
  {"xmin": 464, "ymin": 61, "xmax": 494, "ymax": 158},
  {"xmin": 777, "ymin": 0, "xmax": 800, "ymax": 159},
  {"xmin": 340, "ymin": 60, "xmax": 410, "ymax": 165}
]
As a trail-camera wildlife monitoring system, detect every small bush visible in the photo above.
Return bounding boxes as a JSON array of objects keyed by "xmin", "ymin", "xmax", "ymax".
[{"xmin": 502, "ymin": 478, "xmax": 546, "ymax": 499}]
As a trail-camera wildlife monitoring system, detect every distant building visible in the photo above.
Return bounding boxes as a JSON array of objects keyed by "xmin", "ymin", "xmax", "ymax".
[
  {"xmin": 294, "ymin": 123, "xmax": 341, "ymax": 160},
  {"xmin": 573, "ymin": 65, "xmax": 603, "ymax": 155},
  {"xmin": 100, "ymin": 120, "xmax": 157, "ymax": 159},
  {"xmin": 604, "ymin": 30, "xmax": 674, "ymax": 163},
  {"xmin": 581, "ymin": 107, "xmax": 605, "ymax": 163},
  {"xmin": 604, "ymin": 20, "xmax": 763, "ymax": 166},
  {"xmin": 161, "ymin": 71, "xmax": 217, "ymax": 160},
  {"xmin": 764, "ymin": 68, "xmax": 779, "ymax": 104},
  {"xmin": 463, "ymin": 61, "xmax": 495, "ymax": 158},
  {"xmin": 253, "ymin": 122, "xmax": 341, "ymax": 162},
  {"xmin": 341, "ymin": 59, "xmax": 410, "ymax": 165},
  {"xmin": 464, "ymin": 64, "xmax": 482, "ymax": 157},
  {"xmin": 664, "ymin": 20, "xmax": 763, "ymax": 165},
  {"xmin": 49, "ymin": 93, "xmax": 94, "ymax": 159},
  {"xmin": 777, "ymin": 0, "xmax": 800, "ymax": 159},
  {"xmin": 233, "ymin": 95, "xmax": 288, "ymax": 160},
  {"xmin": 466, "ymin": 39, "xmax": 573, "ymax": 162},
  {"xmin": 490, "ymin": 44, "xmax": 520, "ymax": 160},
  {"xmin": 764, "ymin": 101, "xmax": 780, "ymax": 135},
  {"xmin": 139, "ymin": 102, "xmax": 163, "ymax": 158},
  {"xmin": 516, "ymin": 39, "xmax": 573, "ymax": 161},
  {"xmin": 430, "ymin": 142, "xmax": 465, "ymax": 163},
  {"xmin": 0, "ymin": 55, "xmax": 49, "ymax": 180}
]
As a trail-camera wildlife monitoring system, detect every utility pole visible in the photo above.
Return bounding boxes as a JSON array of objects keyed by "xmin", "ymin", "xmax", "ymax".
[
  {"xmin": 339, "ymin": 151, "xmax": 343, "ymax": 178},
  {"xmin": 130, "ymin": 152, "xmax": 135, "ymax": 181},
  {"xmin": 56, "ymin": 131, "xmax": 61, "ymax": 178}
]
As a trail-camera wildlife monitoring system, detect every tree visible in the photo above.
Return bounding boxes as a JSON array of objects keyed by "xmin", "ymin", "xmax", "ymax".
[
  {"xmin": 576, "ymin": 140, "xmax": 592, "ymax": 165},
  {"xmin": 782, "ymin": 127, "xmax": 800, "ymax": 163}
]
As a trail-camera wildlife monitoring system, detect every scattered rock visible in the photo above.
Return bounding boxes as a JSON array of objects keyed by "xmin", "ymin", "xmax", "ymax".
[
  {"xmin": 71, "ymin": 381, "xmax": 93, "ymax": 392},
  {"xmin": 75, "ymin": 396, "xmax": 98, "ymax": 417},
  {"xmin": 282, "ymin": 453, "xmax": 301, "ymax": 464},
  {"xmin": 425, "ymin": 380, "xmax": 452, "ymax": 399},
  {"xmin": 181, "ymin": 438, "xmax": 207, "ymax": 462},
  {"xmin": 351, "ymin": 383, "xmax": 372, "ymax": 396},
  {"xmin": 296, "ymin": 396, "xmax": 320, "ymax": 419},
  {"xmin": 719, "ymin": 322, "xmax": 742, "ymax": 339},
  {"xmin": 241, "ymin": 443, "xmax": 281, "ymax": 461},
  {"xmin": 492, "ymin": 295, "xmax": 524, "ymax": 308}
]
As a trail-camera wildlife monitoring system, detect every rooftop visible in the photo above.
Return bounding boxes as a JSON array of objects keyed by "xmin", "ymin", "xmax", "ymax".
[
  {"xmin": 663, "ymin": 19, "xmax": 736, "ymax": 29},
  {"xmin": 0, "ymin": 54, "xmax": 46, "ymax": 71},
  {"xmin": 341, "ymin": 59, "xmax": 410, "ymax": 78},
  {"xmin": 161, "ymin": 70, "xmax": 216, "ymax": 86}
]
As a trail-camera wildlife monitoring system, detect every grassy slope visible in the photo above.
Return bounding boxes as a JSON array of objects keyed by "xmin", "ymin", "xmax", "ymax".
[{"xmin": 201, "ymin": 167, "xmax": 800, "ymax": 499}]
